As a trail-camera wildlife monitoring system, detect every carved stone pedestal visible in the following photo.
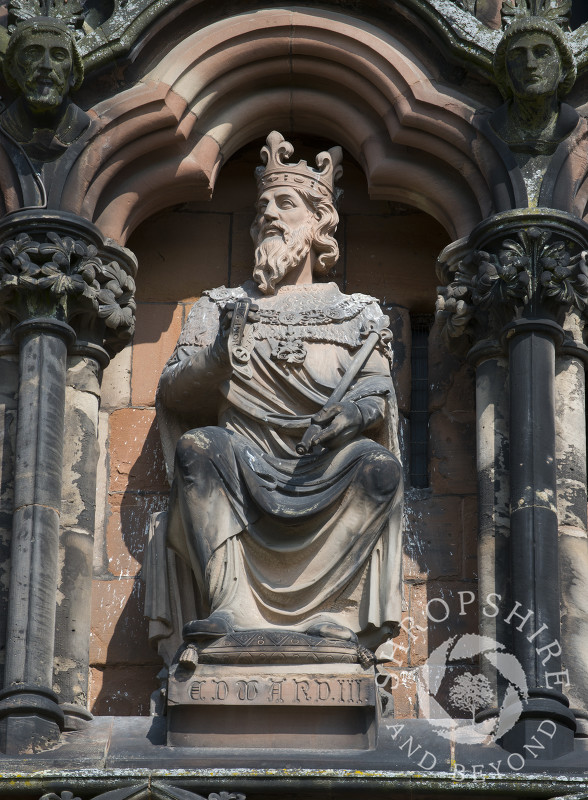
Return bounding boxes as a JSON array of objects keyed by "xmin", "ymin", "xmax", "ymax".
[
  {"xmin": 168, "ymin": 661, "xmax": 377, "ymax": 749},
  {"xmin": 167, "ymin": 631, "xmax": 379, "ymax": 750}
]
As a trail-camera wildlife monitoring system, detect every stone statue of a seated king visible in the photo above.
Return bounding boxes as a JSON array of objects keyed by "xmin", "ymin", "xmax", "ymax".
[{"xmin": 153, "ymin": 132, "xmax": 403, "ymax": 663}]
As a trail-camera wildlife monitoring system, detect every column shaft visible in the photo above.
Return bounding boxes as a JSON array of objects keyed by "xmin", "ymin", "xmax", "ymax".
[
  {"xmin": 509, "ymin": 329, "xmax": 560, "ymax": 678},
  {"xmin": 556, "ymin": 353, "xmax": 588, "ymax": 716},
  {"xmin": 0, "ymin": 320, "xmax": 73, "ymax": 751},
  {"xmin": 476, "ymin": 356, "xmax": 510, "ymax": 679},
  {"xmin": 54, "ymin": 356, "xmax": 101, "ymax": 728}
]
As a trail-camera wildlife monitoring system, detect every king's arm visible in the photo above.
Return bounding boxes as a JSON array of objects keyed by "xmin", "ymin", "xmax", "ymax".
[
  {"xmin": 310, "ymin": 304, "xmax": 396, "ymax": 450},
  {"xmin": 349, "ymin": 355, "xmax": 394, "ymax": 428},
  {"xmin": 157, "ymin": 295, "xmax": 230, "ymax": 416},
  {"xmin": 349, "ymin": 394, "xmax": 387, "ymax": 430},
  {"xmin": 158, "ymin": 342, "xmax": 230, "ymax": 412},
  {"xmin": 312, "ymin": 361, "xmax": 391, "ymax": 449}
]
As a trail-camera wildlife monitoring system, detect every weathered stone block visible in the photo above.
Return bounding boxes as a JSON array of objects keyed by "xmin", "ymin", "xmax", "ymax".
[
  {"xmin": 94, "ymin": 409, "xmax": 111, "ymax": 577},
  {"xmin": 90, "ymin": 577, "xmax": 159, "ymax": 666},
  {"xmin": 429, "ymin": 410, "xmax": 477, "ymax": 494},
  {"xmin": 89, "ymin": 665, "xmax": 160, "ymax": 716},
  {"xmin": 403, "ymin": 581, "xmax": 479, "ymax": 667},
  {"xmin": 106, "ymin": 492, "xmax": 168, "ymax": 577},
  {"xmin": 101, "ymin": 344, "xmax": 132, "ymax": 410},
  {"xmin": 345, "ymin": 213, "xmax": 447, "ymax": 309},
  {"xmin": 129, "ymin": 209, "xmax": 231, "ymax": 302},
  {"xmin": 403, "ymin": 494, "xmax": 463, "ymax": 581},
  {"xmin": 62, "ymin": 383, "xmax": 100, "ymax": 530},
  {"xmin": 131, "ymin": 302, "xmax": 184, "ymax": 407},
  {"xmin": 383, "ymin": 667, "xmax": 419, "ymax": 719},
  {"xmin": 428, "ymin": 322, "xmax": 474, "ymax": 413},
  {"xmin": 109, "ymin": 409, "xmax": 167, "ymax": 493},
  {"xmin": 229, "ymin": 211, "xmax": 257, "ymax": 288}
]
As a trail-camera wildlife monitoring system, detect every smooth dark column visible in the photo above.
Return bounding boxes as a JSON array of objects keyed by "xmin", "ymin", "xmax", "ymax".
[
  {"xmin": 0, "ymin": 318, "xmax": 74, "ymax": 753},
  {"xmin": 437, "ymin": 210, "xmax": 588, "ymax": 757},
  {"xmin": 509, "ymin": 325, "xmax": 559, "ymax": 676},
  {"xmin": 503, "ymin": 320, "xmax": 576, "ymax": 755},
  {"xmin": 0, "ymin": 210, "xmax": 136, "ymax": 752}
]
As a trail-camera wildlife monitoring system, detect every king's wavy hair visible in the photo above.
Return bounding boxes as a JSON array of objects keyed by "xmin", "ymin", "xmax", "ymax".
[{"xmin": 251, "ymin": 185, "xmax": 342, "ymax": 276}]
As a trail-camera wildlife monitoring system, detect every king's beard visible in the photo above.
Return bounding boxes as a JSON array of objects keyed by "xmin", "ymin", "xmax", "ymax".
[{"xmin": 253, "ymin": 221, "xmax": 315, "ymax": 295}]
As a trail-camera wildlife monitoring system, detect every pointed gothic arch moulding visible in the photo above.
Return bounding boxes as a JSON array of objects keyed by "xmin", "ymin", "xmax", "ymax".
[{"xmin": 55, "ymin": 7, "xmax": 508, "ymax": 245}]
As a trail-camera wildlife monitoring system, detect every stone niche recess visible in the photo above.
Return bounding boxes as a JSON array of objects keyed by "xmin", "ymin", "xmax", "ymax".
[
  {"xmin": 95, "ymin": 144, "xmax": 457, "ymax": 719},
  {"xmin": 0, "ymin": 0, "xmax": 588, "ymax": 794}
]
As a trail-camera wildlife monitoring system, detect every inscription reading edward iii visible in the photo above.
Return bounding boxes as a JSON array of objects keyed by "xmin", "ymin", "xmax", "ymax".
[{"xmin": 187, "ymin": 676, "xmax": 372, "ymax": 705}]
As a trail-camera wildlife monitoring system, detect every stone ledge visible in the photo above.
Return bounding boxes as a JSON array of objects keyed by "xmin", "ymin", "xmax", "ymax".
[{"xmin": 0, "ymin": 716, "xmax": 583, "ymax": 789}]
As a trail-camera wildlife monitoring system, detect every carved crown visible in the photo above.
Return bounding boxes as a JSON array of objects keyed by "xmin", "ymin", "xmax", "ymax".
[{"xmin": 255, "ymin": 131, "xmax": 343, "ymax": 200}]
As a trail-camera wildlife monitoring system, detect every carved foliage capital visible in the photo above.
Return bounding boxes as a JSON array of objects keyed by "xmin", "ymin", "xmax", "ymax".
[
  {"xmin": 436, "ymin": 213, "xmax": 588, "ymax": 348},
  {"xmin": 0, "ymin": 212, "xmax": 136, "ymax": 355}
]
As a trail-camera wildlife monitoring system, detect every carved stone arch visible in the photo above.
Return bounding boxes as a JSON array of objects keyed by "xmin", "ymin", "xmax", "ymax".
[{"xmin": 58, "ymin": 7, "xmax": 506, "ymax": 244}]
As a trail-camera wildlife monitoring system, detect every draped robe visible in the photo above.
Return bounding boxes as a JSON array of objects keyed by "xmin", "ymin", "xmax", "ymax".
[{"xmin": 156, "ymin": 281, "xmax": 403, "ymax": 649}]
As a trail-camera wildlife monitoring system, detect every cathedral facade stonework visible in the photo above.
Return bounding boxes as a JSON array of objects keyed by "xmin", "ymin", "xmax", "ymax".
[{"xmin": 0, "ymin": 0, "xmax": 586, "ymax": 796}]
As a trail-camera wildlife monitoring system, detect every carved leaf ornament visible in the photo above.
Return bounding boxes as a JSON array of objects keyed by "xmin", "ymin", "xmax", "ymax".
[
  {"xmin": 540, "ymin": 241, "xmax": 588, "ymax": 310},
  {"xmin": 8, "ymin": 0, "xmax": 84, "ymax": 32},
  {"xmin": 470, "ymin": 243, "xmax": 531, "ymax": 309},
  {"xmin": 436, "ymin": 285, "xmax": 474, "ymax": 339},
  {"xmin": 436, "ymin": 227, "xmax": 588, "ymax": 341},
  {"xmin": 0, "ymin": 231, "xmax": 136, "ymax": 338}
]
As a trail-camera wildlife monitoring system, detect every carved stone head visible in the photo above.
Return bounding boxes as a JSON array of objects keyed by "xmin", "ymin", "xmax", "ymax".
[
  {"xmin": 3, "ymin": 18, "xmax": 83, "ymax": 114},
  {"xmin": 250, "ymin": 132, "xmax": 342, "ymax": 293},
  {"xmin": 494, "ymin": 17, "xmax": 576, "ymax": 101}
]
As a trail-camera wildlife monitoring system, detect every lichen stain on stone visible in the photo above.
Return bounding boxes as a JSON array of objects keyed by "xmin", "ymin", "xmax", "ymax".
[
  {"xmin": 535, "ymin": 488, "xmax": 556, "ymax": 507},
  {"xmin": 430, "ymin": 0, "xmax": 500, "ymax": 51},
  {"xmin": 62, "ymin": 389, "xmax": 99, "ymax": 530},
  {"xmin": 54, "ymin": 655, "xmax": 77, "ymax": 673}
]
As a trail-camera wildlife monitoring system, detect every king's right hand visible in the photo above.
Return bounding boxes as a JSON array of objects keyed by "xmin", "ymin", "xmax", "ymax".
[{"xmin": 211, "ymin": 302, "xmax": 259, "ymax": 364}]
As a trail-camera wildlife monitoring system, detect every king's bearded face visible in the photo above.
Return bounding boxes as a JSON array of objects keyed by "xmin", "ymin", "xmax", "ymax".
[{"xmin": 252, "ymin": 187, "xmax": 317, "ymax": 295}]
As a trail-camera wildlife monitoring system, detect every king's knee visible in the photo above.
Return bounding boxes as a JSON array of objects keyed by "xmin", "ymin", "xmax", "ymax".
[
  {"xmin": 175, "ymin": 429, "xmax": 216, "ymax": 471},
  {"xmin": 358, "ymin": 451, "xmax": 401, "ymax": 500}
]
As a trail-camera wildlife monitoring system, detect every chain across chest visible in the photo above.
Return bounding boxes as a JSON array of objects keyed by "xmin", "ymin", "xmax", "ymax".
[{"xmin": 252, "ymin": 301, "xmax": 367, "ymax": 364}]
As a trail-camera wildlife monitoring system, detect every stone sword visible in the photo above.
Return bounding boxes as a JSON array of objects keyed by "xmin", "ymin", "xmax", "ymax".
[{"xmin": 296, "ymin": 316, "xmax": 391, "ymax": 456}]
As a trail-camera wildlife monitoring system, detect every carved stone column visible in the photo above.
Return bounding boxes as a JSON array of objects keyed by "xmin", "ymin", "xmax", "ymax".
[
  {"xmin": 437, "ymin": 208, "xmax": 588, "ymax": 757},
  {"xmin": 556, "ymin": 321, "xmax": 588, "ymax": 726},
  {"xmin": 437, "ymin": 239, "xmax": 513, "ymax": 673},
  {"xmin": 0, "ymin": 210, "xmax": 136, "ymax": 753}
]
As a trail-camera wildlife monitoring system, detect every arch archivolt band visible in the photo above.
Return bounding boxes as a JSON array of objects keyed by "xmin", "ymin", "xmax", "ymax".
[{"xmin": 52, "ymin": 8, "xmax": 508, "ymax": 243}]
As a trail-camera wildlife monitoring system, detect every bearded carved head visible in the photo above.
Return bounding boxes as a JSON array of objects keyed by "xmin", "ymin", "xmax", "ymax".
[
  {"xmin": 250, "ymin": 132, "xmax": 342, "ymax": 295},
  {"xmin": 4, "ymin": 18, "xmax": 83, "ymax": 115}
]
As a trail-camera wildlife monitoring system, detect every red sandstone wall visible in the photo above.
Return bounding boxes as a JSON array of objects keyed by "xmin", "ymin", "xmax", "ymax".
[{"xmin": 89, "ymin": 145, "xmax": 477, "ymax": 716}]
